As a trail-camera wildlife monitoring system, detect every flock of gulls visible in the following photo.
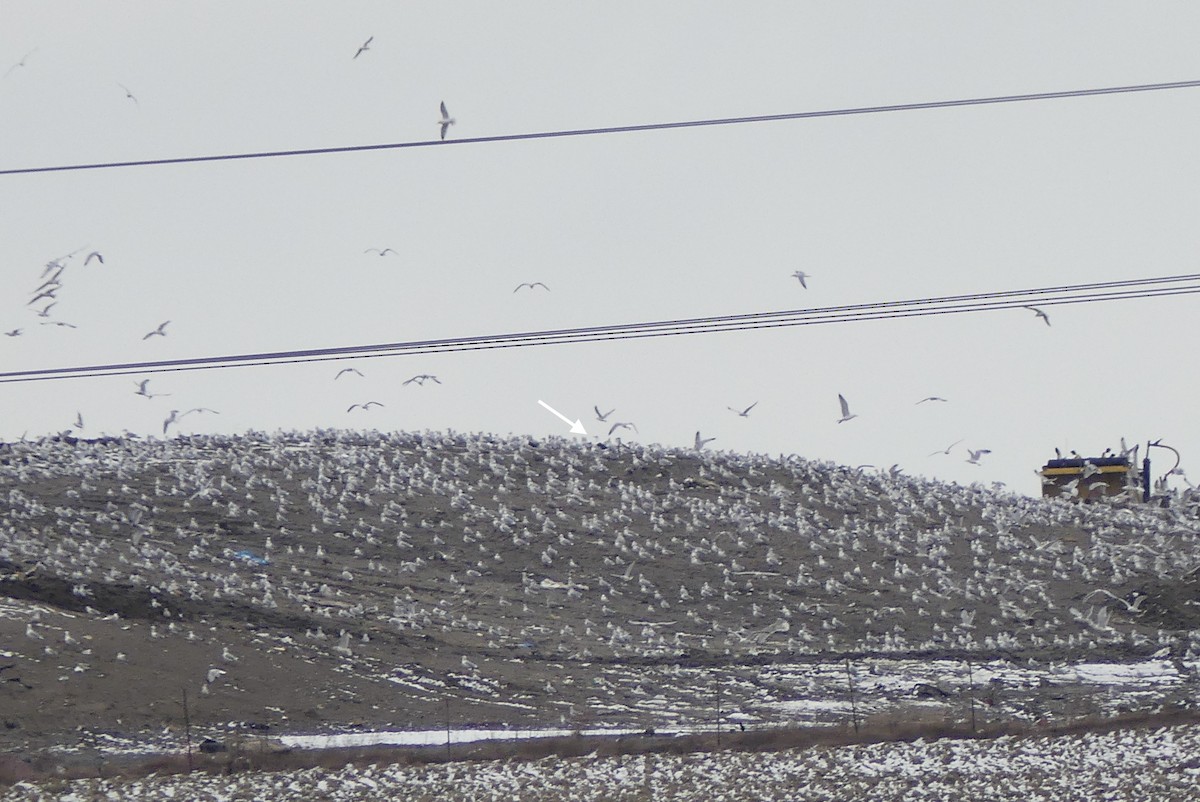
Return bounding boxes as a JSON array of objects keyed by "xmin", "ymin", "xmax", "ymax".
[{"xmin": 2, "ymin": 429, "xmax": 1199, "ymax": 753}]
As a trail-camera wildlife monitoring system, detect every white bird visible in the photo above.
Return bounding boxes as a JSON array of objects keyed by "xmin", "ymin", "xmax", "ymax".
[
  {"xmin": 403, "ymin": 374, "xmax": 441, "ymax": 386},
  {"xmin": 84, "ymin": 251, "xmax": 104, "ymax": 265},
  {"xmin": 347, "ymin": 401, "xmax": 385, "ymax": 412},
  {"xmin": 513, "ymin": 282, "xmax": 549, "ymax": 293},
  {"xmin": 929, "ymin": 439, "xmax": 964, "ymax": 457},
  {"xmin": 966, "ymin": 448, "xmax": 991, "ymax": 465},
  {"xmin": 461, "ymin": 655, "xmax": 478, "ymax": 671},
  {"xmin": 334, "ymin": 368, "xmax": 364, "ymax": 380},
  {"xmin": 594, "ymin": 406, "xmax": 615, "ymax": 422},
  {"xmin": 334, "ymin": 631, "xmax": 353, "ymax": 657},
  {"xmin": 438, "ymin": 101, "xmax": 455, "ymax": 140},
  {"xmin": 727, "ymin": 401, "xmax": 758, "ymax": 417},
  {"xmin": 117, "ymin": 84, "xmax": 138, "ymax": 105},
  {"xmin": 915, "ymin": 396, "xmax": 947, "ymax": 405},
  {"xmin": 836, "ymin": 394, "xmax": 857, "ymax": 424},
  {"xmin": 142, "ymin": 320, "xmax": 170, "ymax": 340},
  {"xmin": 221, "ymin": 646, "xmax": 237, "ymax": 663},
  {"xmin": 363, "ymin": 247, "xmax": 395, "ymax": 256},
  {"xmin": 4, "ymin": 329, "xmax": 21, "ymax": 337},
  {"xmin": 73, "ymin": 411, "xmax": 84, "ymax": 430},
  {"xmin": 3, "ymin": 48, "xmax": 36, "ymax": 79},
  {"xmin": 134, "ymin": 379, "xmax": 169, "ymax": 399},
  {"xmin": 791, "ymin": 271, "xmax": 809, "ymax": 288},
  {"xmin": 1023, "ymin": 306, "xmax": 1051, "ymax": 326},
  {"xmin": 608, "ymin": 422, "xmax": 637, "ymax": 436},
  {"xmin": 353, "ymin": 36, "xmax": 373, "ymax": 59},
  {"xmin": 206, "ymin": 668, "xmax": 226, "ymax": 684},
  {"xmin": 694, "ymin": 431, "xmax": 716, "ymax": 450}
]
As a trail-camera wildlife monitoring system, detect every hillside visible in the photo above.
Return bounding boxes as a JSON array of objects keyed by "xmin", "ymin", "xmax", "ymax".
[{"xmin": 2, "ymin": 430, "xmax": 1199, "ymax": 757}]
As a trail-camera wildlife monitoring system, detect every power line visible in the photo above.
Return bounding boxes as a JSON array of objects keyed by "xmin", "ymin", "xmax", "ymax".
[
  {"xmin": 2, "ymin": 273, "xmax": 1196, "ymax": 384},
  {"xmin": 3, "ymin": 78, "xmax": 1200, "ymax": 176}
]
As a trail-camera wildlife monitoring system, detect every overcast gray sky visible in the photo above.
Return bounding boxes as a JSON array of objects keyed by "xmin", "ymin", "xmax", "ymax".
[{"xmin": 3, "ymin": 2, "xmax": 1200, "ymax": 494}]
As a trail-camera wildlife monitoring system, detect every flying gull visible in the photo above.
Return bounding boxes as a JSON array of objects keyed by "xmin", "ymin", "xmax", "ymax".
[
  {"xmin": 915, "ymin": 396, "xmax": 947, "ymax": 404},
  {"xmin": 1023, "ymin": 306, "xmax": 1051, "ymax": 326},
  {"xmin": 134, "ymin": 379, "xmax": 170, "ymax": 399},
  {"xmin": 438, "ymin": 101, "xmax": 455, "ymax": 140},
  {"xmin": 403, "ymin": 374, "xmax": 441, "ymax": 386},
  {"xmin": 836, "ymin": 394, "xmax": 857, "ymax": 423},
  {"xmin": 791, "ymin": 271, "xmax": 809, "ymax": 288},
  {"xmin": 966, "ymin": 448, "xmax": 992, "ymax": 465},
  {"xmin": 608, "ymin": 422, "xmax": 637, "ymax": 436},
  {"xmin": 117, "ymin": 84, "xmax": 138, "ymax": 106},
  {"xmin": 4, "ymin": 329, "xmax": 21, "ymax": 337},
  {"xmin": 84, "ymin": 251, "xmax": 104, "ymax": 265},
  {"xmin": 40, "ymin": 321, "xmax": 77, "ymax": 328},
  {"xmin": 334, "ymin": 367, "xmax": 364, "ymax": 380},
  {"xmin": 142, "ymin": 321, "xmax": 170, "ymax": 339},
  {"xmin": 727, "ymin": 401, "xmax": 758, "ymax": 417},
  {"xmin": 928, "ymin": 439, "xmax": 964, "ymax": 457},
  {"xmin": 363, "ymin": 248, "xmax": 396, "ymax": 256},
  {"xmin": 353, "ymin": 36, "xmax": 373, "ymax": 59},
  {"xmin": 33, "ymin": 302, "xmax": 57, "ymax": 318},
  {"xmin": 347, "ymin": 401, "xmax": 385, "ymax": 412},
  {"xmin": 513, "ymin": 282, "xmax": 550, "ymax": 293},
  {"xmin": 694, "ymin": 431, "xmax": 716, "ymax": 450},
  {"xmin": 594, "ymin": 406, "xmax": 615, "ymax": 422},
  {"xmin": 73, "ymin": 412, "xmax": 84, "ymax": 430},
  {"xmin": 3, "ymin": 48, "xmax": 36, "ymax": 79}
]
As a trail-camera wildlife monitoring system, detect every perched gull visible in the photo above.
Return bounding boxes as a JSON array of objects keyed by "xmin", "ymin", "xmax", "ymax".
[
  {"xmin": 966, "ymin": 448, "xmax": 992, "ymax": 465},
  {"xmin": 727, "ymin": 401, "xmax": 758, "ymax": 417},
  {"xmin": 594, "ymin": 406, "xmax": 615, "ymax": 422},
  {"xmin": 694, "ymin": 431, "xmax": 716, "ymax": 450},
  {"xmin": 608, "ymin": 422, "xmax": 637, "ymax": 436},
  {"xmin": 836, "ymin": 394, "xmax": 857, "ymax": 424},
  {"xmin": 363, "ymin": 247, "xmax": 396, "ymax": 256},
  {"xmin": 1023, "ymin": 306, "xmax": 1051, "ymax": 326},
  {"xmin": 438, "ymin": 101, "xmax": 455, "ymax": 140},
  {"xmin": 142, "ymin": 321, "xmax": 170, "ymax": 340},
  {"xmin": 403, "ymin": 374, "xmax": 441, "ymax": 386},
  {"xmin": 353, "ymin": 36, "xmax": 373, "ymax": 59},
  {"xmin": 347, "ymin": 401, "xmax": 385, "ymax": 412},
  {"xmin": 929, "ymin": 439, "xmax": 963, "ymax": 457},
  {"xmin": 334, "ymin": 367, "xmax": 364, "ymax": 380},
  {"xmin": 513, "ymin": 282, "xmax": 550, "ymax": 293},
  {"xmin": 791, "ymin": 271, "xmax": 809, "ymax": 288},
  {"xmin": 915, "ymin": 396, "xmax": 947, "ymax": 405}
]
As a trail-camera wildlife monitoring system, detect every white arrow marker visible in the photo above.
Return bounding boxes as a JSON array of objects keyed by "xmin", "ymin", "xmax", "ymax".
[{"xmin": 538, "ymin": 400, "xmax": 587, "ymax": 435}]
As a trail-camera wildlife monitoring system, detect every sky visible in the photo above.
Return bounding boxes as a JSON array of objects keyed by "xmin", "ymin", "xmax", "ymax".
[{"xmin": 3, "ymin": 2, "xmax": 1200, "ymax": 496}]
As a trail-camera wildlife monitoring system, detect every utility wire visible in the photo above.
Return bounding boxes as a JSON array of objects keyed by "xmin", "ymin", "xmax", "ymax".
[
  {"xmin": 2, "ymin": 273, "xmax": 1196, "ymax": 384},
  {"xmin": 3, "ymin": 78, "xmax": 1200, "ymax": 176}
]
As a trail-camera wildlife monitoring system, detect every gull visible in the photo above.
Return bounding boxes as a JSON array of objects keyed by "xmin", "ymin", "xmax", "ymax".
[
  {"xmin": 142, "ymin": 321, "xmax": 170, "ymax": 339},
  {"xmin": 334, "ymin": 367, "xmax": 364, "ymax": 380},
  {"xmin": 3, "ymin": 48, "xmax": 36, "ymax": 79},
  {"xmin": 162, "ymin": 410, "xmax": 181, "ymax": 435},
  {"xmin": 206, "ymin": 668, "xmax": 226, "ymax": 684},
  {"xmin": 791, "ymin": 271, "xmax": 809, "ymax": 288},
  {"xmin": 836, "ymin": 394, "xmax": 857, "ymax": 423},
  {"xmin": 1023, "ymin": 306, "xmax": 1051, "ymax": 326},
  {"xmin": 460, "ymin": 655, "xmax": 478, "ymax": 671},
  {"xmin": 608, "ymin": 422, "xmax": 637, "ymax": 436},
  {"xmin": 915, "ymin": 396, "xmax": 947, "ymax": 404},
  {"xmin": 34, "ymin": 302, "xmax": 57, "ymax": 318},
  {"xmin": 134, "ymin": 379, "xmax": 170, "ymax": 399},
  {"xmin": 116, "ymin": 81, "xmax": 139, "ymax": 104},
  {"xmin": 1084, "ymin": 588, "xmax": 1146, "ymax": 614},
  {"xmin": 27, "ymin": 289, "xmax": 57, "ymax": 305},
  {"xmin": 929, "ymin": 439, "xmax": 964, "ymax": 457},
  {"xmin": 347, "ymin": 401, "xmax": 385, "ymax": 412},
  {"xmin": 727, "ymin": 401, "xmax": 758, "ymax": 417},
  {"xmin": 694, "ymin": 431, "xmax": 716, "ymax": 450},
  {"xmin": 363, "ymin": 247, "xmax": 396, "ymax": 256},
  {"xmin": 183, "ymin": 407, "xmax": 219, "ymax": 417},
  {"xmin": 84, "ymin": 251, "xmax": 104, "ymax": 265},
  {"xmin": 73, "ymin": 412, "xmax": 84, "ymax": 430},
  {"xmin": 594, "ymin": 406, "xmax": 615, "ymax": 422},
  {"xmin": 403, "ymin": 374, "xmax": 441, "ymax": 386},
  {"xmin": 513, "ymin": 282, "xmax": 549, "ymax": 293},
  {"xmin": 353, "ymin": 36, "xmax": 373, "ymax": 59},
  {"xmin": 438, "ymin": 101, "xmax": 455, "ymax": 140},
  {"xmin": 4, "ymin": 329, "xmax": 20, "ymax": 337},
  {"xmin": 966, "ymin": 448, "xmax": 991, "ymax": 465},
  {"xmin": 40, "ymin": 321, "xmax": 77, "ymax": 328}
]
